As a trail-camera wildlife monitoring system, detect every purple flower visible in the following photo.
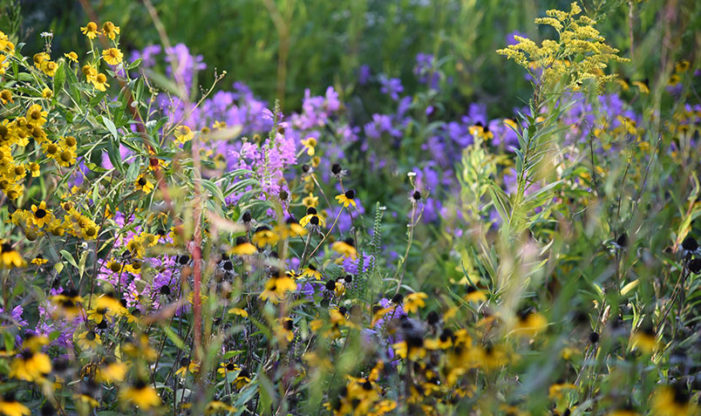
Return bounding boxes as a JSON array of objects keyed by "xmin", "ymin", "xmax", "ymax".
[{"xmin": 380, "ymin": 76, "xmax": 404, "ymax": 101}]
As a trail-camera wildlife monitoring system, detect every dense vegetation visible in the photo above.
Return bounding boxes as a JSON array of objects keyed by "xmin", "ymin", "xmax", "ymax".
[{"xmin": 0, "ymin": 1, "xmax": 699, "ymax": 415}]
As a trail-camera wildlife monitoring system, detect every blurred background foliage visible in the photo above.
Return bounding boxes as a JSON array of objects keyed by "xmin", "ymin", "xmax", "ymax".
[{"xmin": 8, "ymin": 0, "xmax": 700, "ymax": 116}]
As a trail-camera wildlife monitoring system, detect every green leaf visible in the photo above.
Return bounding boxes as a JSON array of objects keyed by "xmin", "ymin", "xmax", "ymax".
[
  {"xmin": 53, "ymin": 61, "xmax": 66, "ymax": 96},
  {"xmin": 102, "ymin": 116, "xmax": 119, "ymax": 140},
  {"xmin": 163, "ymin": 326, "xmax": 185, "ymax": 349},
  {"xmin": 60, "ymin": 250, "xmax": 78, "ymax": 269}
]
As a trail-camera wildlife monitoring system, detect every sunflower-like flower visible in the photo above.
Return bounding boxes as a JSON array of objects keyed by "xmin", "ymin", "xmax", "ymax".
[
  {"xmin": 403, "ymin": 292, "xmax": 428, "ymax": 314},
  {"xmin": 101, "ymin": 21, "xmax": 120, "ymax": 40},
  {"xmin": 331, "ymin": 238, "xmax": 357, "ymax": 259},
  {"xmin": 0, "ymin": 240, "xmax": 25, "ymax": 268},
  {"xmin": 102, "ymin": 48, "xmax": 123, "ymax": 66},
  {"xmin": 120, "ymin": 380, "xmax": 161, "ymax": 409},
  {"xmin": 259, "ymin": 275, "xmax": 297, "ymax": 303},
  {"xmin": 80, "ymin": 21, "xmax": 100, "ymax": 39},
  {"xmin": 229, "ymin": 236, "xmax": 257, "ymax": 256},
  {"xmin": 335, "ymin": 189, "xmax": 357, "ymax": 208},
  {"xmin": 9, "ymin": 349, "xmax": 51, "ymax": 382},
  {"xmin": 135, "ymin": 174, "xmax": 154, "ymax": 193},
  {"xmin": 0, "ymin": 393, "xmax": 30, "ymax": 416}
]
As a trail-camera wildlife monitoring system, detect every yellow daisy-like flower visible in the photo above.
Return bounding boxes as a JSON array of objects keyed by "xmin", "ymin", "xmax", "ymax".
[
  {"xmin": 0, "ymin": 240, "xmax": 25, "ymax": 269},
  {"xmin": 30, "ymin": 201, "xmax": 52, "ymax": 228},
  {"xmin": 251, "ymin": 226, "xmax": 279, "ymax": 248},
  {"xmin": 464, "ymin": 286, "xmax": 487, "ymax": 303},
  {"xmin": 259, "ymin": 275, "xmax": 297, "ymax": 303},
  {"xmin": 229, "ymin": 237, "xmax": 257, "ymax": 256},
  {"xmin": 64, "ymin": 51, "xmax": 78, "ymax": 62},
  {"xmin": 228, "ymin": 307, "xmax": 248, "ymax": 318},
  {"xmin": 135, "ymin": 174, "xmax": 154, "ymax": 193},
  {"xmin": 301, "ymin": 136, "xmax": 317, "ymax": 156},
  {"xmin": 120, "ymin": 380, "xmax": 161, "ymax": 409},
  {"xmin": 76, "ymin": 330, "xmax": 102, "ymax": 350},
  {"xmin": 174, "ymin": 125, "xmax": 194, "ymax": 144},
  {"xmin": 91, "ymin": 73, "xmax": 109, "ymax": 91},
  {"xmin": 205, "ymin": 401, "xmax": 236, "ymax": 415},
  {"xmin": 80, "ymin": 21, "xmax": 100, "ymax": 39},
  {"xmin": 31, "ymin": 255, "xmax": 48, "ymax": 266},
  {"xmin": 301, "ymin": 264, "xmax": 322, "ymax": 280},
  {"xmin": 513, "ymin": 310, "xmax": 548, "ymax": 337},
  {"xmin": 26, "ymin": 104, "xmax": 47, "ymax": 126},
  {"xmin": 41, "ymin": 88, "xmax": 53, "ymax": 99},
  {"xmin": 9, "ymin": 350, "xmax": 51, "ymax": 382},
  {"xmin": 331, "ymin": 238, "xmax": 357, "ymax": 259},
  {"xmin": 0, "ymin": 394, "xmax": 30, "ymax": 416},
  {"xmin": 102, "ymin": 48, "xmax": 123, "ymax": 66},
  {"xmin": 403, "ymin": 292, "xmax": 428, "ymax": 314},
  {"xmin": 302, "ymin": 193, "xmax": 319, "ymax": 208},
  {"xmin": 82, "ymin": 64, "xmax": 97, "ymax": 82},
  {"xmin": 335, "ymin": 190, "xmax": 357, "ymax": 208},
  {"xmin": 56, "ymin": 148, "xmax": 77, "ymax": 167},
  {"xmin": 0, "ymin": 89, "xmax": 13, "ymax": 104},
  {"xmin": 651, "ymin": 385, "xmax": 697, "ymax": 416},
  {"xmin": 102, "ymin": 21, "xmax": 120, "ymax": 40}
]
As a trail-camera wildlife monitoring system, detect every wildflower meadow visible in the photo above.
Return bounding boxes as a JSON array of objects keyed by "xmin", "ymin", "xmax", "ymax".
[{"xmin": 0, "ymin": 0, "xmax": 700, "ymax": 415}]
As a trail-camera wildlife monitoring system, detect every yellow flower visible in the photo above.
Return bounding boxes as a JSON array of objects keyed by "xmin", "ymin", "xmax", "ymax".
[
  {"xmin": 632, "ymin": 80, "xmax": 649, "ymax": 94},
  {"xmin": 301, "ymin": 264, "xmax": 322, "ymax": 280},
  {"xmin": 102, "ymin": 48, "xmax": 123, "ymax": 66},
  {"xmin": 251, "ymin": 226, "xmax": 279, "ymax": 248},
  {"xmin": 0, "ymin": 395, "xmax": 30, "ymax": 416},
  {"xmin": 41, "ymin": 88, "xmax": 53, "ymax": 99},
  {"xmin": 331, "ymin": 238, "xmax": 357, "ymax": 259},
  {"xmin": 513, "ymin": 310, "xmax": 548, "ymax": 337},
  {"xmin": 64, "ymin": 51, "xmax": 78, "ymax": 62},
  {"xmin": 205, "ymin": 401, "xmax": 236, "ymax": 414},
  {"xmin": 120, "ymin": 380, "xmax": 161, "ymax": 409},
  {"xmin": 174, "ymin": 125, "xmax": 194, "ymax": 144},
  {"xmin": 0, "ymin": 240, "xmax": 25, "ymax": 269},
  {"xmin": 229, "ymin": 237, "xmax": 257, "ymax": 256},
  {"xmin": 302, "ymin": 193, "xmax": 319, "ymax": 208},
  {"xmin": 102, "ymin": 21, "xmax": 120, "ymax": 40},
  {"xmin": 9, "ymin": 350, "xmax": 51, "ymax": 382},
  {"xmin": 81, "ymin": 21, "xmax": 100, "ymax": 39},
  {"xmin": 82, "ymin": 64, "xmax": 97, "ymax": 82},
  {"xmin": 26, "ymin": 104, "xmax": 47, "ymax": 126},
  {"xmin": 33, "ymin": 52, "xmax": 49, "ymax": 69},
  {"xmin": 301, "ymin": 136, "xmax": 317, "ymax": 156},
  {"xmin": 76, "ymin": 330, "xmax": 102, "ymax": 350},
  {"xmin": 464, "ymin": 286, "xmax": 487, "ymax": 303},
  {"xmin": 651, "ymin": 385, "xmax": 697, "ymax": 416},
  {"xmin": 259, "ymin": 275, "xmax": 297, "ymax": 303},
  {"xmin": 30, "ymin": 201, "xmax": 52, "ymax": 228},
  {"xmin": 135, "ymin": 174, "xmax": 154, "ymax": 193},
  {"xmin": 228, "ymin": 307, "xmax": 248, "ymax": 318},
  {"xmin": 335, "ymin": 190, "xmax": 357, "ymax": 208},
  {"xmin": 91, "ymin": 73, "xmax": 109, "ymax": 91},
  {"xmin": 0, "ymin": 89, "xmax": 13, "ymax": 104},
  {"xmin": 31, "ymin": 255, "xmax": 48, "ymax": 266},
  {"xmin": 218, "ymin": 360, "xmax": 241, "ymax": 377},
  {"xmin": 630, "ymin": 328, "xmax": 658, "ymax": 354},
  {"xmin": 403, "ymin": 292, "xmax": 428, "ymax": 314}
]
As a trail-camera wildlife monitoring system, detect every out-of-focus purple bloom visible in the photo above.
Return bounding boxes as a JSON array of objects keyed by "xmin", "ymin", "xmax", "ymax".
[
  {"xmin": 380, "ymin": 76, "xmax": 404, "ymax": 101},
  {"xmin": 358, "ymin": 65, "xmax": 371, "ymax": 85}
]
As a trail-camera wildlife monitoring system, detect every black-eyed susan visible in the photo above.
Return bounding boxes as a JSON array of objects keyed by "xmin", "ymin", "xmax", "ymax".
[
  {"xmin": 630, "ymin": 326, "xmax": 658, "ymax": 354},
  {"xmin": 251, "ymin": 225, "xmax": 279, "ymax": 248},
  {"xmin": 464, "ymin": 285, "xmax": 487, "ymax": 303},
  {"xmin": 285, "ymin": 216, "xmax": 307, "ymax": 237},
  {"xmin": 331, "ymin": 238, "xmax": 357, "ymax": 259},
  {"xmin": 335, "ymin": 189, "xmax": 357, "ymax": 208},
  {"xmin": 228, "ymin": 307, "xmax": 248, "ymax": 318},
  {"xmin": 101, "ymin": 21, "xmax": 120, "ymax": 39},
  {"xmin": 30, "ymin": 255, "xmax": 48, "ymax": 266},
  {"xmin": 300, "ymin": 207, "xmax": 326, "ymax": 228},
  {"xmin": 30, "ymin": 201, "xmax": 52, "ymax": 227},
  {"xmin": 513, "ymin": 309, "xmax": 548, "ymax": 337},
  {"xmin": 80, "ymin": 21, "xmax": 100, "ymax": 39},
  {"xmin": 120, "ymin": 379, "xmax": 161, "ymax": 409},
  {"xmin": 95, "ymin": 359, "xmax": 127, "ymax": 384},
  {"xmin": 230, "ymin": 236, "xmax": 257, "ymax": 256},
  {"xmin": 403, "ymin": 292, "xmax": 428, "ymax": 314},
  {"xmin": 651, "ymin": 384, "xmax": 697, "ymax": 416},
  {"xmin": 9, "ymin": 349, "xmax": 51, "ymax": 382},
  {"xmin": 234, "ymin": 369, "xmax": 251, "ymax": 389},
  {"xmin": 0, "ymin": 240, "xmax": 25, "ymax": 268},
  {"xmin": 0, "ymin": 393, "xmax": 30, "ymax": 416},
  {"xmin": 393, "ymin": 334, "xmax": 426, "ymax": 360},
  {"xmin": 279, "ymin": 317, "xmax": 295, "ymax": 343},
  {"xmin": 135, "ymin": 174, "xmax": 154, "ymax": 193},
  {"xmin": 205, "ymin": 401, "xmax": 236, "ymax": 414},
  {"xmin": 76, "ymin": 330, "xmax": 102, "ymax": 350},
  {"xmin": 218, "ymin": 360, "xmax": 240, "ymax": 377},
  {"xmin": 50, "ymin": 290, "xmax": 84, "ymax": 318},
  {"xmin": 175, "ymin": 357, "xmax": 200, "ymax": 377},
  {"xmin": 259, "ymin": 275, "xmax": 297, "ymax": 303},
  {"xmin": 301, "ymin": 264, "xmax": 322, "ymax": 280}
]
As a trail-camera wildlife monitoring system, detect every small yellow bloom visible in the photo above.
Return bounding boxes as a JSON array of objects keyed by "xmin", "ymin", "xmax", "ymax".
[
  {"xmin": 120, "ymin": 381, "xmax": 161, "ymax": 409},
  {"xmin": 135, "ymin": 174, "xmax": 154, "ymax": 193},
  {"xmin": 174, "ymin": 125, "xmax": 194, "ymax": 144},
  {"xmin": 41, "ymin": 88, "xmax": 53, "ymax": 99},
  {"xmin": 81, "ymin": 22, "xmax": 100, "ymax": 39},
  {"xmin": 403, "ymin": 292, "xmax": 428, "ymax": 314},
  {"xmin": 102, "ymin": 48, "xmax": 123, "ymax": 66},
  {"xmin": 91, "ymin": 73, "xmax": 109, "ymax": 91},
  {"xmin": 331, "ymin": 238, "xmax": 357, "ymax": 259},
  {"xmin": 335, "ymin": 190, "xmax": 357, "ymax": 208},
  {"xmin": 102, "ymin": 21, "xmax": 120, "ymax": 40},
  {"xmin": 0, "ymin": 89, "xmax": 13, "ymax": 104},
  {"xmin": 0, "ymin": 395, "xmax": 30, "ymax": 416},
  {"xmin": 301, "ymin": 136, "xmax": 317, "ymax": 156},
  {"xmin": 64, "ymin": 51, "xmax": 78, "ymax": 62}
]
